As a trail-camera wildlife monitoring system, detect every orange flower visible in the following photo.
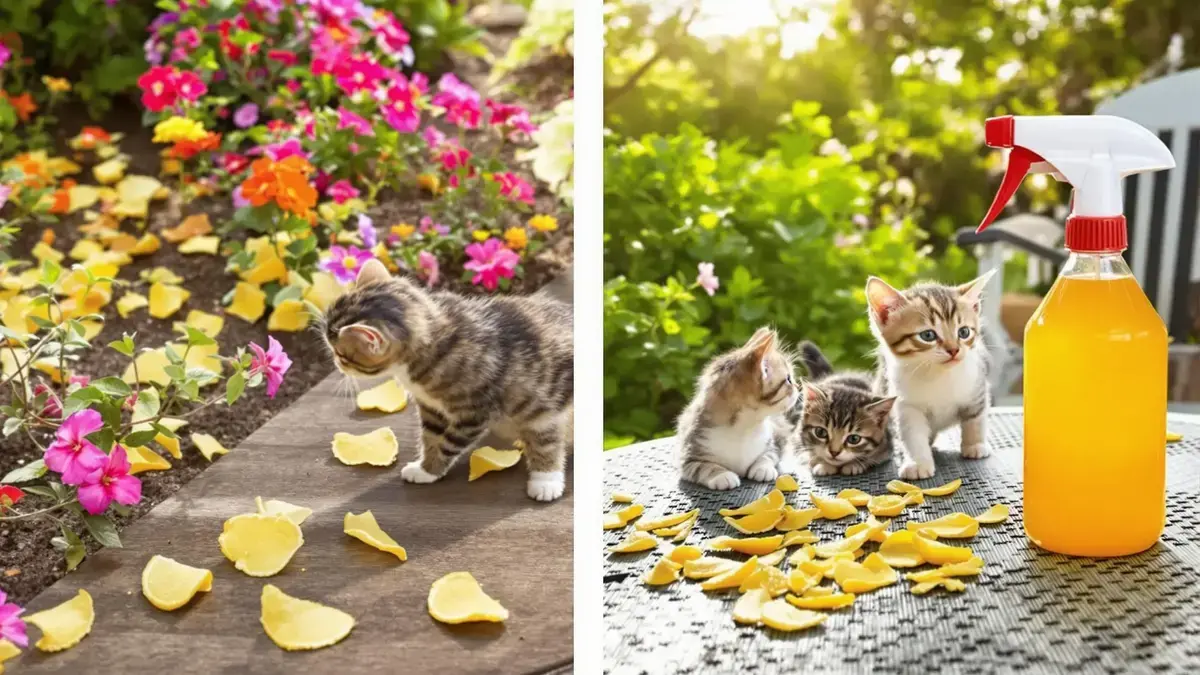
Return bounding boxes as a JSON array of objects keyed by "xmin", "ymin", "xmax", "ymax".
[
  {"xmin": 46, "ymin": 179, "xmax": 74, "ymax": 215},
  {"xmin": 1, "ymin": 92, "xmax": 38, "ymax": 122},
  {"xmin": 240, "ymin": 156, "xmax": 317, "ymax": 219},
  {"xmin": 169, "ymin": 132, "xmax": 222, "ymax": 160},
  {"xmin": 77, "ymin": 126, "xmax": 112, "ymax": 149}
]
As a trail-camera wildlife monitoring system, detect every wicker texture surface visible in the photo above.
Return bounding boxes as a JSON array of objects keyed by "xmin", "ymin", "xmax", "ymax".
[{"xmin": 603, "ymin": 410, "xmax": 1200, "ymax": 674}]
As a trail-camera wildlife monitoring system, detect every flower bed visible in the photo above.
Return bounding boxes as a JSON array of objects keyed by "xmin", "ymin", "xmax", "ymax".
[{"xmin": 0, "ymin": 0, "xmax": 574, "ymax": 615}]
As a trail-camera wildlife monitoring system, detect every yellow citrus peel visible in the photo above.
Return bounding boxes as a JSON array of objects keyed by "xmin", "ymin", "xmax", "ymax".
[
  {"xmin": 719, "ymin": 489, "xmax": 784, "ymax": 517},
  {"xmin": 732, "ymin": 587, "xmax": 770, "ymax": 625},
  {"xmin": 260, "ymin": 584, "xmax": 355, "ymax": 650},
  {"xmin": 141, "ymin": 555, "xmax": 213, "ymax": 611},
  {"xmin": 760, "ymin": 600, "xmax": 828, "ymax": 631},
  {"xmin": 428, "ymin": 572, "xmax": 509, "ymax": 624},
  {"xmin": 723, "ymin": 508, "xmax": 783, "ymax": 534},
  {"xmin": 331, "ymin": 427, "xmax": 399, "ymax": 466},
  {"xmin": 774, "ymin": 474, "xmax": 799, "ymax": 492},
  {"xmin": 906, "ymin": 512, "xmax": 979, "ymax": 539},
  {"xmin": 344, "ymin": 510, "xmax": 407, "ymax": 561},
  {"xmin": 610, "ymin": 530, "xmax": 658, "ymax": 554},
  {"xmin": 974, "ymin": 504, "xmax": 1010, "ymax": 524},
  {"xmin": 707, "ymin": 535, "xmax": 784, "ymax": 556},
  {"xmin": 255, "ymin": 496, "xmax": 312, "ymax": 525},
  {"xmin": 468, "ymin": 446, "xmax": 523, "ymax": 481},
  {"xmin": 637, "ymin": 508, "xmax": 701, "ymax": 532},
  {"xmin": 810, "ymin": 493, "xmax": 858, "ymax": 520},
  {"xmin": 218, "ymin": 513, "xmax": 304, "ymax": 577},
  {"xmin": 191, "ymin": 433, "xmax": 229, "ymax": 461},
  {"xmin": 836, "ymin": 488, "xmax": 871, "ymax": 506},
  {"xmin": 603, "ymin": 503, "xmax": 644, "ymax": 529},
  {"xmin": 355, "ymin": 379, "xmax": 408, "ymax": 413},
  {"xmin": 24, "ymin": 589, "xmax": 94, "ymax": 652},
  {"xmin": 644, "ymin": 558, "xmax": 683, "ymax": 586},
  {"xmin": 877, "ymin": 530, "xmax": 925, "ymax": 568}
]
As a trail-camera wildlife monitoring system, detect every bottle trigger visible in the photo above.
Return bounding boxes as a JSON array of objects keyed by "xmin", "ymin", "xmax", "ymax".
[{"xmin": 978, "ymin": 146, "xmax": 1046, "ymax": 233}]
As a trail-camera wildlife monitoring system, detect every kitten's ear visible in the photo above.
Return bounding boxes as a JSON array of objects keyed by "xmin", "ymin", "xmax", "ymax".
[
  {"xmin": 356, "ymin": 258, "xmax": 391, "ymax": 287},
  {"xmin": 866, "ymin": 277, "xmax": 906, "ymax": 325},
  {"xmin": 957, "ymin": 268, "xmax": 997, "ymax": 311},
  {"xmin": 864, "ymin": 396, "xmax": 897, "ymax": 420},
  {"xmin": 802, "ymin": 382, "xmax": 828, "ymax": 405},
  {"xmin": 747, "ymin": 328, "xmax": 777, "ymax": 371},
  {"xmin": 338, "ymin": 323, "xmax": 386, "ymax": 355}
]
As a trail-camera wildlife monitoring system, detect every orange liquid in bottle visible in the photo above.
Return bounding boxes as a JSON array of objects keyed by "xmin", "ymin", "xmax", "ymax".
[{"xmin": 1024, "ymin": 261, "xmax": 1167, "ymax": 556}]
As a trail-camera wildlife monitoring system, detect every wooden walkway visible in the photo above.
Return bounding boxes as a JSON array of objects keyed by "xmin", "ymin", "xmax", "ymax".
[{"xmin": 10, "ymin": 276, "xmax": 574, "ymax": 674}]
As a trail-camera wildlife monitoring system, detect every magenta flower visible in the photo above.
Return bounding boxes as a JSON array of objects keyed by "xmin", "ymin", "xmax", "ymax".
[
  {"xmin": 77, "ymin": 446, "xmax": 142, "ymax": 515},
  {"xmin": 418, "ymin": 250, "xmax": 440, "ymax": 287},
  {"xmin": 268, "ymin": 49, "xmax": 298, "ymax": 67},
  {"xmin": 375, "ymin": 12, "xmax": 411, "ymax": 55},
  {"xmin": 419, "ymin": 216, "xmax": 450, "ymax": 236},
  {"xmin": 491, "ymin": 172, "xmax": 535, "ymax": 205},
  {"xmin": 382, "ymin": 76, "xmax": 424, "ymax": 133},
  {"xmin": 697, "ymin": 262, "xmax": 719, "ymax": 296},
  {"xmin": 232, "ymin": 185, "xmax": 251, "ymax": 210},
  {"xmin": 234, "ymin": 103, "xmax": 259, "ymax": 129},
  {"xmin": 432, "ymin": 73, "xmax": 481, "ymax": 129},
  {"xmin": 0, "ymin": 43, "xmax": 10, "ymax": 70},
  {"xmin": 320, "ymin": 245, "xmax": 376, "ymax": 285},
  {"xmin": 437, "ymin": 141, "xmax": 472, "ymax": 173},
  {"xmin": 249, "ymin": 336, "xmax": 292, "ymax": 399},
  {"xmin": 464, "ymin": 239, "xmax": 520, "ymax": 291},
  {"xmin": 357, "ymin": 214, "xmax": 377, "ymax": 248},
  {"xmin": 175, "ymin": 27, "xmax": 202, "ymax": 50},
  {"xmin": 0, "ymin": 590, "xmax": 27, "ymax": 648},
  {"xmin": 32, "ymin": 383, "xmax": 62, "ymax": 419},
  {"xmin": 326, "ymin": 180, "xmax": 360, "ymax": 205},
  {"xmin": 486, "ymin": 100, "xmax": 538, "ymax": 138},
  {"xmin": 423, "ymin": 125, "xmax": 447, "ymax": 149},
  {"xmin": 44, "ymin": 409, "xmax": 107, "ymax": 486},
  {"xmin": 257, "ymin": 138, "xmax": 308, "ymax": 161},
  {"xmin": 67, "ymin": 374, "xmax": 90, "ymax": 388},
  {"xmin": 173, "ymin": 70, "xmax": 207, "ymax": 103},
  {"xmin": 0, "ymin": 184, "xmax": 11, "ymax": 210},
  {"xmin": 337, "ymin": 107, "xmax": 374, "ymax": 136},
  {"xmin": 337, "ymin": 55, "xmax": 387, "ymax": 96}
]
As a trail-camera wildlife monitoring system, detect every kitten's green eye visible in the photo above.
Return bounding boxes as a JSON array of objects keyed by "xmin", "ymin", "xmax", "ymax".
[
  {"xmin": 957, "ymin": 326, "xmax": 972, "ymax": 339},
  {"xmin": 917, "ymin": 329, "xmax": 938, "ymax": 342},
  {"xmin": 810, "ymin": 427, "xmax": 828, "ymax": 440},
  {"xmin": 845, "ymin": 434, "xmax": 863, "ymax": 446}
]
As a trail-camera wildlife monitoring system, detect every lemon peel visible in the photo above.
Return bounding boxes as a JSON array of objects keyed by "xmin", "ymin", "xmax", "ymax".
[
  {"xmin": 906, "ymin": 556, "xmax": 985, "ymax": 583},
  {"xmin": 757, "ymin": 548, "xmax": 787, "ymax": 567},
  {"xmin": 267, "ymin": 299, "xmax": 309, "ymax": 331},
  {"xmin": 610, "ymin": 531, "xmax": 659, "ymax": 553},
  {"xmin": 162, "ymin": 214, "xmax": 212, "ymax": 243},
  {"xmin": 173, "ymin": 309, "xmax": 224, "ymax": 338},
  {"xmin": 719, "ymin": 489, "xmax": 784, "ymax": 517},
  {"xmin": 331, "ymin": 427, "xmax": 399, "ymax": 466},
  {"xmin": 355, "ymin": 379, "xmax": 408, "ymax": 413},
  {"xmin": 603, "ymin": 503, "xmax": 644, "ymax": 529},
  {"xmin": 141, "ymin": 555, "xmax": 213, "ymax": 611},
  {"xmin": 132, "ymin": 417, "xmax": 186, "ymax": 459},
  {"xmin": 0, "ymin": 639, "xmax": 19, "ymax": 669},
  {"xmin": 707, "ymin": 535, "xmax": 784, "ymax": 556},
  {"xmin": 911, "ymin": 577, "xmax": 967, "ymax": 595},
  {"xmin": 24, "ymin": 589, "xmax": 94, "ymax": 652},
  {"xmin": 1166, "ymin": 430, "xmax": 1183, "ymax": 443},
  {"xmin": 148, "ymin": 282, "xmax": 190, "ymax": 319},
  {"xmin": 611, "ymin": 491, "xmax": 635, "ymax": 503},
  {"xmin": 974, "ymin": 504, "xmax": 1010, "ymax": 524},
  {"xmin": 810, "ymin": 493, "xmax": 858, "ymax": 520},
  {"xmin": 906, "ymin": 513, "xmax": 980, "ymax": 539},
  {"xmin": 922, "ymin": 478, "xmax": 963, "ymax": 496},
  {"xmin": 428, "ymin": 572, "xmax": 509, "ymax": 624},
  {"xmin": 344, "ymin": 510, "xmax": 407, "ymax": 561},
  {"xmin": 775, "ymin": 507, "xmax": 819, "ymax": 532},
  {"xmin": 682, "ymin": 557, "xmax": 741, "ymax": 580},
  {"xmin": 219, "ymin": 513, "xmax": 304, "ymax": 577},
  {"xmin": 177, "ymin": 235, "xmax": 221, "ymax": 255},
  {"xmin": 867, "ymin": 494, "xmax": 909, "ymax": 517},
  {"xmin": 834, "ymin": 553, "xmax": 898, "ymax": 593},
  {"xmin": 700, "ymin": 556, "xmax": 759, "ymax": 591},
  {"xmin": 912, "ymin": 532, "xmax": 974, "ymax": 565},
  {"xmin": 760, "ymin": 600, "xmax": 828, "ymax": 632},
  {"xmin": 738, "ymin": 565, "xmax": 790, "ymax": 597},
  {"xmin": 125, "ymin": 446, "xmax": 171, "ymax": 474},
  {"xmin": 845, "ymin": 515, "xmax": 890, "ymax": 543},
  {"xmin": 255, "ymin": 496, "xmax": 313, "ymax": 525},
  {"xmin": 784, "ymin": 592, "xmax": 855, "ymax": 610},
  {"xmin": 116, "ymin": 292, "xmax": 148, "ymax": 318},
  {"xmin": 227, "ymin": 282, "xmax": 266, "ymax": 323},
  {"xmin": 261, "ymin": 584, "xmax": 355, "ymax": 650},
  {"xmin": 775, "ymin": 474, "xmax": 799, "ymax": 492},
  {"xmin": 644, "ymin": 558, "xmax": 683, "ymax": 586},
  {"xmin": 652, "ymin": 515, "xmax": 696, "ymax": 537},
  {"xmin": 836, "ymin": 488, "xmax": 871, "ymax": 506},
  {"xmin": 877, "ymin": 531, "xmax": 925, "ymax": 568},
  {"xmin": 813, "ymin": 530, "xmax": 871, "ymax": 558},
  {"xmin": 636, "ymin": 508, "xmax": 701, "ymax": 532},
  {"xmin": 667, "ymin": 545, "xmax": 703, "ymax": 563},
  {"xmin": 732, "ymin": 587, "xmax": 771, "ymax": 625},
  {"xmin": 886, "ymin": 479, "xmax": 922, "ymax": 495},
  {"xmin": 468, "ymin": 446, "xmax": 523, "ymax": 481},
  {"xmin": 191, "ymin": 433, "xmax": 229, "ymax": 461},
  {"xmin": 723, "ymin": 508, "xmax": 783, "ymax": 534}
]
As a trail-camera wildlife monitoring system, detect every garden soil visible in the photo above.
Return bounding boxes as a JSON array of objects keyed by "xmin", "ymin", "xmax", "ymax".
[{"xmin": 0, "ymin": 31, "xmax": 572, "ymax": 604}]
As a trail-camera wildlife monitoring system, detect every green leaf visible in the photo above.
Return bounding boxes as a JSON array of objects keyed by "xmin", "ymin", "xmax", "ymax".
[
  {"xmin": 92, "ymin": 376, "xmax": 132, "ymax": 398},
  {"xmin": 21, "ymin": 485, "xmax": 59, "ymax": 499},
  {"xmin": 133, "ymin": 387, "xmax": 160, "ymax": 422},
  {"xmin": 40, "ymin": 258, "xmax": 62, "ymax": 287},
  {"xmin": 108, "ymin": 335, "xmax": 136, "ymax": 356},
  {"xmin": 60, "ymin": 525, "xmax": 86, "ymax": 571},
  {"xmin": 184, "ymin": 325, "xmax": 216, "ymax": 347},
  {"xmin": 82, "ymin": 514, "xmax": 122, "ymax": 548},
  {"xmin": 2, "ymin": 417, "xmax": 22, "ymax": 438},
  {"xmin": 123, "ymin": 429, "xmax": 158, "ymax": 447},
  {"xmin": 1, "ymin": 460, "xmax": 46, "ymax": 483},
  {"xmin": 225, "ymin": 371, "xmax": 246, "ymax": 405},
  {"xmin": 64, "ymin": 386, "xmax": 105, "ymax": 415},
  {"xmin": 151, "ymin": 421, "xmax": 176, "ymax": 440}
]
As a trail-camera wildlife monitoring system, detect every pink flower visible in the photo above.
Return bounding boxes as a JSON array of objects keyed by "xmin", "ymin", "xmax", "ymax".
[
  {"xmin": 221, "ymin": 152, "xmax": 250, "ymax": 174},
  {"xmin": 696, "ymin": 262, "xmax": 719, "ymax": 296},
  {"xmin": 232, "ymin": 184, "xmax": 251, "ymax": 209},
  {"xmin": 337, "ymin": 55, "xmax": 387, "ymax": 96},
  {"xmin": 257, "ymin": 138, "xmax": 307, "ymax": 161},
  {"xmin": 437, "ymin": 141, "xmax": 472, "ymax": 173},
  {"xmin": 32, "ymin": 383, "xmax": 62, "ymax": 419},
  {"xmin": 77, "ymin": 446, "xmax": 142, "ymax": 515},
  {"xmin": 326, "ymin": 180, "xmax": 360, "ymax": 204},
  {"xmin": 44, "ymin": 409, "xmax": 107, "ymax": 485},
  {"xmin": 67, "ymin": 374, "xmax": 90, "ymax": 388},
  {"xmin": 0, "ymin": 43, "xmax": 10, "ymax": 70},
  {"xmin": 137, "ymin": 66, "xmax": 178, "ymax": 112},
  {"xmin": 381, "ymin": 75, "xmax": 424, "ymax": 133},
  {"xmin": 356, "ymin": 214, "xmax": 377, "ymax": 248},
  {"xmin": 175, "ymin": 27, "xmax": 202, "ymax": 50},
  {"xmin": 234, "ymin": 103, "xmax": 259, "ymax": 128},
  {"xmin": 337, "ymin": 107, "xmax": 374, "ymax": 136},
  {"xmin": 486, "ymin": 99, "xmax": 538, "ymax": 138},
  {"xmin": 375, "ymin": 12, "xmax": 412, "ymax": 56},
  {"xmin": 0, "ymin": 184, "xmax": 11, "ymax": 210},
  {"xmin": 419, "ymin": 216, "xmax": 450, "ymax": 236},
  {"xmin": 491, "ymin": 172, "xmax": 535, "ymax": 205},
  {"xmin": 431, "ymin": 73, "xmax": 481, "ymax": 129},
  {"xmin": 418, "ymin": 250, "xmax": 440, "ymax": 287},
  {"xmin": 173, "ymin": 70, "xmax": 207, "ymax": 103},
  {"xmin": 249, "ymin": 336, "xmax": 292, "ymax": 399},
  {"xmin": 320, "ymin": 245, "xmax": 376, "ymax": 285},
  {"xmin": 464, "ymin": 239, "xmax": 520, "ymax": 291},
  {"xmin": 0, "ymin": 589, "xmax": 27, "ymax": 648},
  {"xmin": 423, "ymin": 125, "xmax": 447, "ymax": 149},
  {"xmin": 268, "ymin": 49, "xmax": 298, "ymax": 66}
]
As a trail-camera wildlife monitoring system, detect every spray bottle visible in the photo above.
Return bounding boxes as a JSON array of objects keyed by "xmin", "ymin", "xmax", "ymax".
[{"xmin": 977, "ymin": 114, "xmax": 1174, "ymax": 556}]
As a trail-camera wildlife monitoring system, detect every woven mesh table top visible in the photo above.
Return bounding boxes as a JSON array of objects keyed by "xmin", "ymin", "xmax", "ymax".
[{"xmin": 603, "ymin": 409, "xmax": 1200, "ymax": 674}]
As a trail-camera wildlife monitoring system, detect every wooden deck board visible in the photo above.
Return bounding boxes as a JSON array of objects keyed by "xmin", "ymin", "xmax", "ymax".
[{"xmin": 12, "ymin": 275, "xmax": 574, "ymax": 674}]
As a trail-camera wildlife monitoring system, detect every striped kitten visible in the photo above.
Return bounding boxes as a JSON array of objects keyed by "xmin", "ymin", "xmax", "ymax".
[
  {"xmin": 794, "ymin": 341, "xmax": 896, "ymax": 476},
  {"xmin": 322, "ymin": 259, "xmax": 573, "ymax": 501},
  {"xmin": 866, "ymin": 270, "xmax": 995, "ymax": 479},
  {"xmin": 677, "ymin": 327, "xmax": 800, "ymax": 490}
]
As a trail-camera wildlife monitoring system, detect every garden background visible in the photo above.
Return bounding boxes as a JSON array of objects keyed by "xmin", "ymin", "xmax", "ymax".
[{"xmin": 603, "ymin": 0, "xmax": 1198, "ymax": 448}]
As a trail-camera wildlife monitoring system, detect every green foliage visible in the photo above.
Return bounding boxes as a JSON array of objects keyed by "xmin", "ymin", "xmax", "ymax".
[
  {"xmin": 373, "ymin": 0, "xmax": 487, "ymax": 67},
  {"xmin": 604, "ymin": 107, "xmax": 937, "ymax": 444}
]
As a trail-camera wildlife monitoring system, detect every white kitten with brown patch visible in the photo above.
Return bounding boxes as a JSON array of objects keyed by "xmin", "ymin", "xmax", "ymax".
[{"xmin": 866, "ymin": 270, "xmax": 996, "ymax": 479}]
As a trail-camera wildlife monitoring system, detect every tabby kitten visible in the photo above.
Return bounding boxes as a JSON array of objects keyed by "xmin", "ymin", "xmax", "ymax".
[
  {"xmin": 794, "ymin": 341, "xmax": 896, "ymax": 476},
  {"xmin": 866, "ymin": 270, "xmax": 995, "ymax": 479},
  {"xmin": 677, "ymin": 327, "xmax": 799, "ymax": 490},
  {"xmin": 322, "ymin": 259, "xmax": 573, "ymax": 502}
]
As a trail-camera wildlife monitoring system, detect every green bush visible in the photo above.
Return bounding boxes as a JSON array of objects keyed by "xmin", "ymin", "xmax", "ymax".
[{"xmin": 603, "ymin": 103, "xmax": 942, "ymax": 447}]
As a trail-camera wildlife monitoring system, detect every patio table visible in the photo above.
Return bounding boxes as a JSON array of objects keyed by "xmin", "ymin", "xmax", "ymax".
[{"xmin": 602, "ymin": 407, "xmax": 1200, "ymax": 674}]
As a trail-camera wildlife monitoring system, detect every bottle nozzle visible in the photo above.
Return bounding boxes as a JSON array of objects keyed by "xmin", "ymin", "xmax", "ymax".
[
  {"xmin": 977, "ymin": 145, "xmax": 1045, "ymax": 233},
  {"xmin": 985, "ymin": 115, "xmax": 1014, "ymax": 148}
]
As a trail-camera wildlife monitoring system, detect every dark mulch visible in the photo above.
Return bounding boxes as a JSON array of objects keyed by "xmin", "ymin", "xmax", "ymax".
[{"xmin": 0, "ymin": 39, "xmax": 572, "ymax": 604}]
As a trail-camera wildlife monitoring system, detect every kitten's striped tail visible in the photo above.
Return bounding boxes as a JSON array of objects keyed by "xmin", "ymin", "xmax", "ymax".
[{"xmin": 799, "ymin": 341, "xmax": 835, "ymax": 379}]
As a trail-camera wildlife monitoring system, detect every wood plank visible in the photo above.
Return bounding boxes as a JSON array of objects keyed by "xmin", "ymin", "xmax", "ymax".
[{"xmin": 11, "ymin": 273, "xmax": 574, "ymax": 673}]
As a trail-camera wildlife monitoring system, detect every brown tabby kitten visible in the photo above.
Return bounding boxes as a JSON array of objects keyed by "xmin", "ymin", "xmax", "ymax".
[
  {"xmin": 322, "ymin": 259, "xmax": 573, "ymax": 501},
  {"xmin": 793, "ymin": 341, "xmax": 895, "ymax": 476},
  {"xmin": 677, "ymin": 327, "xmax": 800, "ymax": 490},
  {"xmin": 866, "ymin": 271, "xmax": 995, "ymax": 479}
]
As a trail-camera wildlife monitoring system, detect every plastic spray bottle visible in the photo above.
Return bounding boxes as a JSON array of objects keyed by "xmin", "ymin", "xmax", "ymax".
[{"xmin": 977, "ymin": 114, "xmax": 1175, "ymax": 556}]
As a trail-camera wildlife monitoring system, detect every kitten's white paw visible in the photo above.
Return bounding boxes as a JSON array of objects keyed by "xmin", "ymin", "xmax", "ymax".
[
  {"xmin": 840, "ymin": 463, "xmax": 866, "ymax": 476},
  {"xmin": 400, "ymin": 461, "xmax": 440, "ymax": 484},
  {"xmin": 961, "ymin": 443, "xmax": 990, "ymax": 459},
  {"xmin": 811, "ymin": 463, "xmax": 838, "ymax": 477},
  {"xmin": 898, "ymin": 459, "xmax": 936, "ymax": 480},
  {"xmin": 746, "ymin": 461, "xmax": 778, "ymax": 483},
  {"xmin": 704, "ymin": 471, "xmax": 741, "ymax": 491},
  {"xmin": 527, "ymin": 471, "xmax": 565, "ymax": 502},
  {"xmin": 777, "ymin": 457, "xmax": 799, "ymax": 475}
]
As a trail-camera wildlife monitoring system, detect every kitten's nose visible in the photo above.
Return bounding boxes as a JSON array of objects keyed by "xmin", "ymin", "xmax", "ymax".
[{"xmin": 946, "ymin": 346, "xmax": 960, "ymax": 358}]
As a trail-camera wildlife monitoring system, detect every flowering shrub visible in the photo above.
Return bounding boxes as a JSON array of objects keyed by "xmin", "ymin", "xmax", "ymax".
[{"xmin": 0, "ymin": 259, "xmax": 288, "ymax": 568}]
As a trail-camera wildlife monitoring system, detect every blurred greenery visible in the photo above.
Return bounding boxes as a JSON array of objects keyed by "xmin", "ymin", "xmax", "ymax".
[{"xmin": 603, "ymin": 0, "xmax": 1197, "ymax": 445}]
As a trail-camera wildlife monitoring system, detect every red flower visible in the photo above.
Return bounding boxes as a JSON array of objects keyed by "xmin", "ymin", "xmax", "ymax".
[
  {"xmin": 221, "ymin": 152, "xmax": 250, "ymax": 174},
  {"xmin": 173, "ymin": 70, "xmax": 207, "ymax": 103},
  {"xmin": 138, "ymin": 65, "xmax": 178, "ymax": 112},
  {"xmin": 268, "ymin": 49, "xmax": 298, "ymax": 67},
  {"xmin": 0, "ymin": 485, "xmax": 24, "ymax": 510}
]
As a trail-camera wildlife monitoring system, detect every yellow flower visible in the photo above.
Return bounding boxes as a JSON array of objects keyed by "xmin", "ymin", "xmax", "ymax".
[
  {"xmin": 472, "ymin": 230, "xmax": 491, "ymax": 242},
  {"xmin": 417, "ymin": 173, "xmax": 442, "ymax": 194},
  {"xmin": 528, "ymin": 214, "xmax": 558, "ymax": 233},
  {"xmin": 42, "ymin": 76, "xmax": 71, "ymax": 93},
  {"xmin": 153, "ymin": 116, "xmax": 207, "ymax": 144},
  {"xmin": 504, "ymin": 227, "xmax": 528, "ymax": 250},
  {"xmin": 390, "ymin": 223, "xmax": 415, "ymax": 240}
]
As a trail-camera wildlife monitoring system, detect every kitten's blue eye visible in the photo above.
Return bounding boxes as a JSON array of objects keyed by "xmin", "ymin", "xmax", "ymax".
[
  {"xmin": 917, "ymin": 330, "xmax": 938, "ymax": 342},
  {"xmin": 958, "ymin": 326, "xmax": 972, "ymax": 339},
  {"xmin": 846, "ymin": 434, "xmax": 863, "ymax": 446}
]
